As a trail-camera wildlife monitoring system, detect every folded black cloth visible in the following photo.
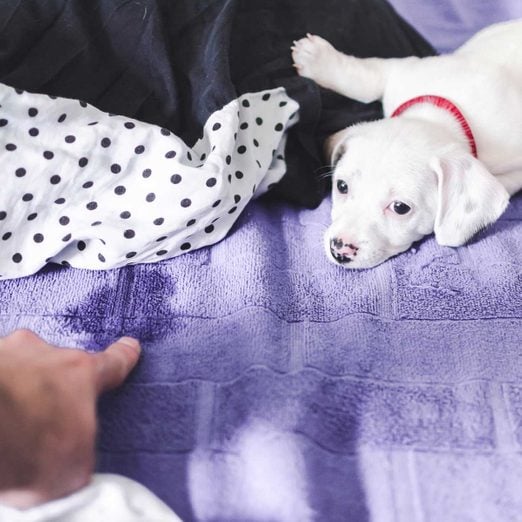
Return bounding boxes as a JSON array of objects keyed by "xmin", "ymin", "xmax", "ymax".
[{"xmin": 0, "ymin": 0, "xmax": 434, "ymax": 207}]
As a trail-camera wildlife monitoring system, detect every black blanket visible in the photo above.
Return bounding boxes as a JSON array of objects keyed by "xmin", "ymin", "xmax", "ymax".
[{"xmin": 0, "ymin": 0, "xmax": 434, "ymax": 208}]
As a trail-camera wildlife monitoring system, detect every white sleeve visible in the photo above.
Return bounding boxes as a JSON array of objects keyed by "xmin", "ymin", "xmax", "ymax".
[{"xmin": 0, "ymin": 473, "xmax": 182, "ymax": 522}]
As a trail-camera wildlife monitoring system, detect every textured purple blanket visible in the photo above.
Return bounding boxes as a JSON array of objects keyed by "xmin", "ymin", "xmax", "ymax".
[{"xmin": 0, "ymin": 1, "xmax": 521, "ymax": 520}]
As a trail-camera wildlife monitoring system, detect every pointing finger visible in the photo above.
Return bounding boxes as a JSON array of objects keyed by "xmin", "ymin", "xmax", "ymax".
[{"xmin": 94, "ymin": 337, "xmax": 141, "ymax": 395}]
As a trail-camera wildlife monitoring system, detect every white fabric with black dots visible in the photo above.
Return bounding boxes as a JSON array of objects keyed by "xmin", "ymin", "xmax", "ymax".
[{"xmin": 0, "ymin": 83, "xmax": 299, "ymax": 279}]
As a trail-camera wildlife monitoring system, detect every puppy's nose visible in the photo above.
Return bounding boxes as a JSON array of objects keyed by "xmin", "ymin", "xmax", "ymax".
[{"xmin": 330, "ymin": 237, "xmax": 359, "ymax": 264}]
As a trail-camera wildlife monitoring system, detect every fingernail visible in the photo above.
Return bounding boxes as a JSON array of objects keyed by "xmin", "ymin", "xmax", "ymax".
[{"xmin": 118, "ymin": 336, "xmax": 141, "ymax": 353}]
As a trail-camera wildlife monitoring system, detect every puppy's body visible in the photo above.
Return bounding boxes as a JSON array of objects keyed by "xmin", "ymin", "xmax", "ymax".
[{"xmin": 292, "ymin": 20, "xmax": 522, "ymax": 268}]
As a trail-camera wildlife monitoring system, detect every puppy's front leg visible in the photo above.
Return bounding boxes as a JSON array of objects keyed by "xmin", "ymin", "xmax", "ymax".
[
  {"xmin": 291, "ymin": 34, "xmax": 391, "ymax": 104},
  {"xmin": 496, "ymin": 170, "xmax": 522, "ymax": 196}
]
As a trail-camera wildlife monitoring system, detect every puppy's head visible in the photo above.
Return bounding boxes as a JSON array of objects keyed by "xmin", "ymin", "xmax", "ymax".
[{"xmin": 325, "ymin": 119, "xmax": 509, "ymax": 269}]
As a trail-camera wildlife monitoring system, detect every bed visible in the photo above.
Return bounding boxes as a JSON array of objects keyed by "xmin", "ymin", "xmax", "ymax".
[{"xmin": 0, "ymin": 0, "xmax": 521, "ymax": 520}]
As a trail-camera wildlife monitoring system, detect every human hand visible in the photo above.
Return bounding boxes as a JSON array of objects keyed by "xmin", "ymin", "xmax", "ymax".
[{"xmin": 0, "ymin": 329, "xmax": 141, "ymax": 509}]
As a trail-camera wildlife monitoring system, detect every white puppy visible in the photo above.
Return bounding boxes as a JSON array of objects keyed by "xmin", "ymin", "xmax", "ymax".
[{"xmin": 292, "ymin": 20, "xmax": 522, "ymax": 268}]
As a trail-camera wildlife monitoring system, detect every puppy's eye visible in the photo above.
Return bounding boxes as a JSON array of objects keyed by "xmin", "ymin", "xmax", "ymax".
[
  {"xmin": 391, "ymin": 201, "xmax": 412, "ymax": 215},
  {"xmin": 336, "ymin": 179, "xmax": 348, "ymax": 194}
]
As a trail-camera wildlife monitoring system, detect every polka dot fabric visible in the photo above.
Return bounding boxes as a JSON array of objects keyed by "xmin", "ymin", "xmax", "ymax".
[{"xmin": 0, "ymin": 84, "xmax": 299, "ymax": 278}]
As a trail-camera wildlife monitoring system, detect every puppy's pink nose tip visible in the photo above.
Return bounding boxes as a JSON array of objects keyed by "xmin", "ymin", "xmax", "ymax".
[{"xmin": 330, "ymin": 237, "xmax": 359, "ymax": 263}]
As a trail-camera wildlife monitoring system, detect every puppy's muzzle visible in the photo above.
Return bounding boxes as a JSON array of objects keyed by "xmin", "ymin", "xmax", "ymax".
[{"xmin": 329, "ymin": 237, "xmax": 359, "ymax": 264}]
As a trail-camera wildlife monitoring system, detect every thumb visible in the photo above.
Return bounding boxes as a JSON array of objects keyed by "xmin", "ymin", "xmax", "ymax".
[{"xmin": 94, "ymin": 337, "xmax": 141, "ymax": 395}]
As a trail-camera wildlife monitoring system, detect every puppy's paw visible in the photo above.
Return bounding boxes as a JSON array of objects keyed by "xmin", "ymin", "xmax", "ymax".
[{"xmin": 291, "ymin": 34, "xmax": 339, "ymax": 86}]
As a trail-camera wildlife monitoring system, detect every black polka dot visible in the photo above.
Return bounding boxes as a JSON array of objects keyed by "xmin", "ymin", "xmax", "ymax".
[
  {"xmin": 125, "ymin": 252, "xmax": 136, "ymax": 259},
  {"xmin": 156, "ymin": 236, "xmax": 167, "ymax": 242},
  {"xmin": 153, "ymin": 218, "xmax": 164, "ymax": 225},
  {"xmin": 83, "ymin": 181, "xmax": 94, "ymax": 189},
  {"xmin": 226, "ymin": 155, "xmax": 231, "ymax": 165},
  {"xmin": 0, "ymin": 119, "xmax": 8, "ymax": 127},
  {"xmin": 252, "ymin": 184, "xmax": 257, "ymax": 193},
  {"xmin": 253, "ymin": 139, "xmax": 259, "ymax": 147},
  {"xmin": 212, "ymin": 200, "xmax": 221, "ymax": 208},
  {"xmin": 242, "ymin": 100, "xmax": 250, "ymax": 107},
  {"xmin": 206, "ymin": 177, "xmax": 217, "ymax": 187},
  {"xmin": 170, "ymin": 174, "xmax": 182, "ymax": 184},
  {"xmin": 0, "ymin": 211, "xmax": 6, "ymax": 220},
  {"xmin": 5, "ymin": 144, "xmax": 16, "ymax": 151},
  {"xmin": 165, "ymin": 150, "xmax": 177, "ymax": 159},
  {"xmin": 27, "ymin": 213, "xmax": 37, "ymax": 221},
  {"xmin": 180, "ymin": 242, "xmax": 191, "ymax": 251},
  {"xmin": 3, "ymin": 232, "xmax": 12, "ymax": 240},
  {"xmin": 256, "ymin": 160, "xmax": 262, "ymax": 168},
  {"xmin": 120, "ymin": 211, "xmax": 131, "ymax": 219},
  {"xmin": 65, "ymin": 135, "xmax": 76, "ymax": 143},
  {"xmin": 12, "ymin": 253, "xmax": 22, "ymax": 263},
  {"xmin": 79, "ymin": 100, "xmax": 87, "ymax": 108},
  {"xmin": 15, "ymin": 89, "xmax": 23, "ymax": 94},
  {"xmin": 238, "ymin": 145, "xmax": 246, "ymax": 154},
  {"xmin": 187, "ymin": 219, "xmax": 196, "ymax": 227},
  {"xmin": 58, "ymin": 113, "xmax": 67, "ymax": 123},
  {"xmin": 180, "ymin": 198, "xmax": 191, "ymax": 208},
  {"xmin": 86, "ymin": 201, "xmax": 97, "ymax": 210},
  {"xmin": 262, "ymin": 93, "xmax": 271, "ymax": 101},
  {"xmin": 91, "ymin": 221, "xmax": 102, "ymax": 226},
  {"xmin": 79, "ymin": 157, "xmax": 88, "ymax": 168},
  {"xmin": 161, "ymin": 128, "xmax": 171, "ymax": 136},
  {"xmin": 124, "ymin": 229, "xmax": 135, "ymax": 239},
  {"xmin": 200, "ymin": 153, "xmax": 206, "ymax": 161},
  {"xmin": 101, "ymin": 137, "xmax": 111, "ymax": 148},
  {"xmin": 156, "ymin": 250, "xmax": 167, "ymax": 256},
  {"xmin": 62, "ymin": 233, "xmax": 72, "ymax": 242},
  {"xmin": 234, "ymin": 194, "xmax": 241, "ymax": 203},
  {"xmin": 146, "ymin": 193, "xmax": 156, "ymax": 202},
  {"xmin": 142, "ymin": 168, "xmax": 152, "ymax": 178},
  {"xmin": 205, "ymin": 225, "xmax": 214, "ymax": 233},
  {"xmin": 59, "ymin": 216, "xmax": 70, "ymax": 226},
  {"xmin": 22, "ymin": 193, "xmax": 33, "ymax": 202},
  {"xmin": 33, "ymin": 233, "xmax": 44, "ymax": 243},
  {"xmin": 114, "ymin": 186, "xmax": 126, "ymax": 195},
  {"xmin": 61, "ymin": 261, "xmax": 71, "ymax": 268},
  {"xmin": 15, "ymin": 168, "xmax": 26, "ymax": 178},
  {"xmin": 212, "ymin": 123, "xmax": 221, "ymax": 131},
  {"xmin": 256, "ymin": 117, "xmax": 263, "ymax": 125},
  {"xmin": 124, "ymin": 122, "xmax": 135, "ymax": 129},
  {"xmin": 77, "ymin": 241, "xmax": 86, "ymax": 251},
  {"xmin": 50, "ymin": 175, "xmax": 61, "ymax": 185},
  {"xmin": 228, "ymin": 175, "xmax": 232, "ymax": 183},
  {"xmin": 275, "ymin": 123, "xmax": 284, "ymax": 131},
  {"xmin": 187, "ymin": 151, "xmax": 192, "ymax": 161},
  {"xmin": 55, "ymin": 198, "xmax": 66, "ymax": 205},
  {"xmin": 111, "ymin": 164, "xmax": 121, "ymax": 174},
  {"xmin": 279, "ymin": 101, "xmax": 287, "ymax": 107},
  {"xmin": 28, "ymin": 128, "xmax": 39, "ymax": 137},
  {"xmin": 240, "ymin": 122, "xmax": 248, "ymax": 130},
  {"xmin": 235, "ymin": 170, "xmax": 243, "ymax": 179},
  {"xmin": 228, "ymin": 206, "xmax": 237, "ymax": 214},
  {"xmin": 135, "ymin": 145, "xmax": 145, "ymax": 154},
  {"xmin": 43, "ymin": 151, "xmax": 54, "ymax": 160},
  {"xmin": 98, "ymin": 253, "xmax": 106, "ymax": 262}
]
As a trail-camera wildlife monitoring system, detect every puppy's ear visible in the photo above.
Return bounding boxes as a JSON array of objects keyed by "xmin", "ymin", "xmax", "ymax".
[
  {"xmin": 431, "ymin": 153, "xmax": 509, "ymax": 247},
  {"xmin": 324, "ymin": 128, "xmax": 351, "ymax": 165}
]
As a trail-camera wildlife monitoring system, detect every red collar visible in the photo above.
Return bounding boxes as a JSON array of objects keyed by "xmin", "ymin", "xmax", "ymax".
[{"xmin": 391, "ymin": 95, "xmax": 478, "ymax": 158}]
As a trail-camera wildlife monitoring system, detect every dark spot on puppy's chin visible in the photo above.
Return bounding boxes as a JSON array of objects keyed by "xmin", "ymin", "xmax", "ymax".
[{"xmin": 464, "ymin": 200, "xmax": 477, "ymax": 214}]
